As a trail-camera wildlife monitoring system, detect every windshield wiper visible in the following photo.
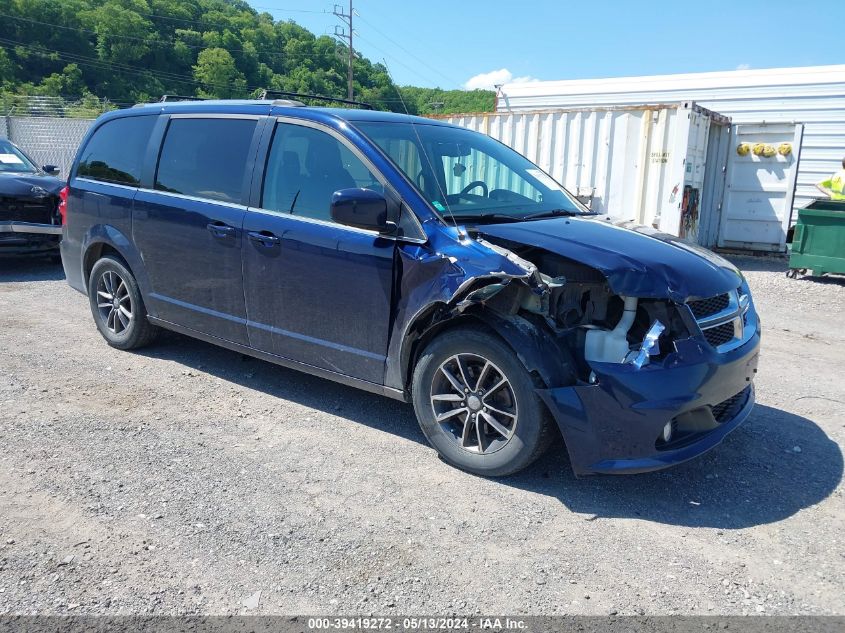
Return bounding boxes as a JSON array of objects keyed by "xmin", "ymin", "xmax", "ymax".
[
  {"xmin": 521, "ymin": 208, "xmax": 593, "ymax": 220},
  {"xmin": 448, "ymin": 213, "xmax": 524, "ymax": 224}
]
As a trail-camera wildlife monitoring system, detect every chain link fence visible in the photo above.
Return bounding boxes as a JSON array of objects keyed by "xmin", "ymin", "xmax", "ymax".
[
  {"xmin": 1, "ymin": 94, "xmax": 117, "ymax": 117},
  {"xmin": 0, "ymin": 96, "xmax": 117, "ymax": 176},
  {"xmin": 1, "ymin": 116, "xmax": 94, "ymax": 177}
]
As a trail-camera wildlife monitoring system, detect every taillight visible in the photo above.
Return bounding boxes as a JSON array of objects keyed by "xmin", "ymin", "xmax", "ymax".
[{"xmin": 58, "ymin": 185, "xmax": 69, "ymax": 225}]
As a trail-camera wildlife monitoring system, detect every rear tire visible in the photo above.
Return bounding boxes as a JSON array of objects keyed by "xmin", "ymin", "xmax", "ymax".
[
  {"xmin": 411, "ymin": 326, "xmax": 553, "ymax": 477},
  {"xmin": 88, "ymin": 255, "xmax": 159, "ymax": 350}
]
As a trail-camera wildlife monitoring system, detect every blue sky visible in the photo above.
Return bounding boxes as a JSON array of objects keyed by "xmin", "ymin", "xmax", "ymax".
[{"xmin": 252, "ymin": 0, "xmax": 844, "ymax": 89}]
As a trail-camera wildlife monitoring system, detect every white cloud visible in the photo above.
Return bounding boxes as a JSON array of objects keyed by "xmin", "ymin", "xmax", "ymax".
[
  {"xmin": 735, "ymin": 63, "xmax": 751, "ymax": 70},
  {"xmin": 462, "ymin": 68, "xmax": 537, "ymax": 91}
]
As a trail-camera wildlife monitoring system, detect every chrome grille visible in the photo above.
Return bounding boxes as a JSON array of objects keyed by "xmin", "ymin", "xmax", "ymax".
[
  {"xmin": 687, "ymin": 287, "xmax": 753, "ymax": 353},
  {"xmin": 703, "ymin": 322, "xmax": 735, "ymax": 347},
  {"xmin": 687, "ymin": 293, "xmax": 730, "ymax": 319}
]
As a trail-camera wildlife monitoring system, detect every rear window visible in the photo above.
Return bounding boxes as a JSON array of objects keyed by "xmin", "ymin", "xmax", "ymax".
[
  {"xmin": 155, "ymin": 118, "xmax": 257, "ymax": 204},
  {"xmin": 77, "ymin": 116, "xmax": 155, "ymax": 186}
]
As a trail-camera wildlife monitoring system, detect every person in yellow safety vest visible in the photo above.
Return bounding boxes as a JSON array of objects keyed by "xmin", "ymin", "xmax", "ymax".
[{"xmin": 816, "ymin": 156, "xmax": 845, "ymax": 200}]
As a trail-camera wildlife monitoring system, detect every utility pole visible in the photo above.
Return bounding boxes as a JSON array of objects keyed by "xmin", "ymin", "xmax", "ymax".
[{"xmin": 333, "ymin": 1, "xmax": 354, "ymax": 100}]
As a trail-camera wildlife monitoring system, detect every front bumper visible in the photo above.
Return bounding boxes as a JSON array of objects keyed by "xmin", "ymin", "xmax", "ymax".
[
  {"xmin": 538, "ymin": 329, "xmax": 761, "ymax": 476},
  {"xmin": 0, "ymin": 221, "xmax": 62, "ymax": 254}
]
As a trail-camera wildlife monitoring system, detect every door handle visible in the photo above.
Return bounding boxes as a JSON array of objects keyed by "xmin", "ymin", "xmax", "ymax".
[
  {"xmin": 247, "ymin": 231, "xmax": 281, "ymax": 247},
  {"xmin": 207, "ymin": 222, "xmax": 236, "ymax": 238}
]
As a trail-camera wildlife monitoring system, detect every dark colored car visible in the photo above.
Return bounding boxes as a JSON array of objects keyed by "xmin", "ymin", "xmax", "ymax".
[
  {"xmin": 60, "ymin": 99, "xmax": 761, "ymax": 477},
  {"xmin": 0, "ymin": 138, "xmax": 65, "ymax": 256}
]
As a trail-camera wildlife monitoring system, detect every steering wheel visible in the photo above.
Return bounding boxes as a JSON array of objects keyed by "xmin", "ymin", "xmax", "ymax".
[{"xmin": 460, "ymin": 180, "xmax": 488, "ymax": 197}]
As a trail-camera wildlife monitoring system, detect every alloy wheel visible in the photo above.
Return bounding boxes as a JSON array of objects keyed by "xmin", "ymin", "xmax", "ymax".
[
  {"xmin": 429, "ymin": 353, "xmax": 518, "ymax": 454},
  {"xmin": 96, "ymin": 270, "xmax": 133, "ymax": 334}
]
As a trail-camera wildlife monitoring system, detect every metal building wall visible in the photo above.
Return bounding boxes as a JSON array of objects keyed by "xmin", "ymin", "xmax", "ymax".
[{"xmin": 497, "ymin": 65, "xmax": 845, "ymax": 213}]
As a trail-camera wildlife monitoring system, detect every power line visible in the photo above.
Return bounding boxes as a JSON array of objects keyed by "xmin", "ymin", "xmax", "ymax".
[
  {"xmin": 0, "ymin": 11, "xmax": 345, "ymax": 66},
  {"xmin": 354, "ymin": 33, "xmax": 444, "ymax": 89},
  {"xmin": 124, "ymin": 7, "xmax": 326, "ymax": 31},
  {"xmin": 13, "ymin": 0, "xmax": 328, "ymax": 33},
  {"xmin": 1, "ymin": 6, "xmax": 453, "ymax": 106},
  {"xmin": 249, "ymin": 5, "xmax": 328, "ymax": 14},
  {"xmin": 0, "ymin": 37, "xmax": 264, "ymax": 93},
  {"xmin": 2, "ymin": 5, "xmax": 450, "ymax": 95},
  {"xmin": 0, "ymin": 38, "xmax": 193, "ymax": 83},
  {"xmin": 354, "ymin": 13, "xmax": 461, "ymax": 88},
  {"xmin": 0, "ymin": 35, "xmax": 388, "ymax": 105},
  {"xmin": 116, "ymin": 0, "xmax": 465, "ymax": 92},
  {"xmin": 0, "ymin": 36, "xmax": 460, "ymax": 109},
  {"xmin": 27, "ymin": 0, "xmax": 325, "ymax": 24}
]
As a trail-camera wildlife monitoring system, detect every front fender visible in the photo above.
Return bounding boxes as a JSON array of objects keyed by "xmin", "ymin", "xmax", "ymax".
[
  {"xmin": 472, "ymin": 310, "xmax": 577, "ymax": 389},
  {"xmin": 384, "ymin": 225, "xmax": 539, "ymax": 392}
]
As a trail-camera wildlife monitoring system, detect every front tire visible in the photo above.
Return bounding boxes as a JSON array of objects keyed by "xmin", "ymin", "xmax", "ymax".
[
  {"xmin": 412, "ymin": 326, "xmax": 553, "ymax": 477},
  {"xmin": 88, "ymin": 255, "xmax": 159, "ymax": 350}
]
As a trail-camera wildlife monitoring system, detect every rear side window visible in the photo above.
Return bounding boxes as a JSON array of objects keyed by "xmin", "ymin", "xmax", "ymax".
[
  {"xmin": 77, "ymin": 116, "xmax": 155, "ymax": 186},
  {"xmin": 155, "ymin": 118, "xmax": 257, "ymax": 204}
]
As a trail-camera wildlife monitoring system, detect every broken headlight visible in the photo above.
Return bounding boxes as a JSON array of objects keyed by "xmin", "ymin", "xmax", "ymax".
[{"xmin": 626, "ymin": 320, "xmax": 666, "ymax": 369}]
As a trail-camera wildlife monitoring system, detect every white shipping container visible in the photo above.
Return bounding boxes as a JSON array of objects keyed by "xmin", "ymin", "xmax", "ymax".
[
  {"xmin": 437, "ymin": 102, "xmax": 730, "ymax": 244},
  {"xmin": 497, "ymin": 65, "xmax": 845, "ymax": 232}
]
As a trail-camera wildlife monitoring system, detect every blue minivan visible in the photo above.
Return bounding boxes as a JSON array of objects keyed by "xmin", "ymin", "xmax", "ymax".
[{"xmin": 61, "ymin": 98, "xmax": 761, "ymax": 477}]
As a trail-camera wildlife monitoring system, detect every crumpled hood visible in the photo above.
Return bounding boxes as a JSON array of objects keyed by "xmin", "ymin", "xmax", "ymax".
[
  {"xmin": 0, "ymin": 172, "xmax": 64, "ymax": 198},
  {"xmin": 477, "ymin": 216, "xmax": 743, "ymax": 302}
]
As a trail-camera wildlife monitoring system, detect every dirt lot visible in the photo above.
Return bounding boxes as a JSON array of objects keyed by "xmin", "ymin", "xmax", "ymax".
[{"xmin": 0, "ymin": 255, "xmax": 843, "ymax": 616}]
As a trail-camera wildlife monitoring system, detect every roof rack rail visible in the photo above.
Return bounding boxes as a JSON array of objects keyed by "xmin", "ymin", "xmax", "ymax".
[
  {"xmin": 159, "ymin": 95, "xmax": 207, "ymax": 102},
  {"xmin": 258, "ymin": 89, "xmax": 374, "ymax": 110}
]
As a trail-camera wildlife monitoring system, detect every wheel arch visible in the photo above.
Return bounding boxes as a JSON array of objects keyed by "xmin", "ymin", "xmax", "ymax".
[
  {"xmin": 83, "ymin": 242, "xmax": 127, "ymax": 287},
  {"xmin": 401, "ymin": 308, "xmax": 488, "ymax": 392},
  {"xmin": 402, "ymin": 306, "xmax": 578, "ymax": 396},
  {"xmin": 80, "ymin": 225, "xmax": 150, "ymax": 300}
]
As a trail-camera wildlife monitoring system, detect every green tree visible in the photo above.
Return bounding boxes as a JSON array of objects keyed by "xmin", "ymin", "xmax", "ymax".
[
  {"xmin": 193, "ymin": 47, "xmax": 246, "ymax": 98},
  {"xmin": 82, "ymin": 1, "xmax": 154, "ymax": 65},
  {"xmin": 0, "ymin": 49, "xmax": 15, "ymax": 89},
  {"xmin": 37, "ymin": 64, "xmax": 85, "ymax": 99},
  {"xmin": 65, "ymin": 92, "xmax": 117, "ymax": 118},
  {"xmin": 398, "ymin": 87, "xmax": 496, "ymax": 115},
  {"xmin": 0, "ymin": 0, "xmax": 498, "ymax": 113}
]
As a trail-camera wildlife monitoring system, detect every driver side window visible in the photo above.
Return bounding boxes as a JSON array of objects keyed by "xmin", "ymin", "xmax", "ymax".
[{"xmin": 262, "ymin": 123, "xmax": 382, "ymax": 222}]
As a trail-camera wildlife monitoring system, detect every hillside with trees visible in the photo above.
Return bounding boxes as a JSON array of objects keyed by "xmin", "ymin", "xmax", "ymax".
[{"xmin": 0, "ymin": 0, "xmax": 494, "ymax": 115}]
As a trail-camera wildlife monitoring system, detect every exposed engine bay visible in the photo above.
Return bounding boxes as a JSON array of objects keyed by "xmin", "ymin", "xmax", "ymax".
[
  {"xmin": 388, "ymin": 214, "xmax": 746, "ymax": 401},
  {"xmin": 444, "ymin": 233, "xmax": 695, "ymax": 383}
]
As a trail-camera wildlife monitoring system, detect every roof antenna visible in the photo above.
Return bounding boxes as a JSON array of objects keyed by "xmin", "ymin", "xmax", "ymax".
[{"xmin": 380, "ymin": 58, "xmax": 465, "ymax": 239}]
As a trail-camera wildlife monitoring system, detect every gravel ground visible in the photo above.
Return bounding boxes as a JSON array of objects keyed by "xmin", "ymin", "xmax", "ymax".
[{"xmin": 0, "ymin": 255, "xmax": 843, "ymax": 616}]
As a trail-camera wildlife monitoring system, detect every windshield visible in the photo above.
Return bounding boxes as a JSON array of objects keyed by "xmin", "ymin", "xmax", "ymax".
[
  {"xmin": 0, "ymin": 139, "xmax": 38, "ymax": 174},
  {"xmin": 355, "ymin": 121, "xmax": 589, "ymax": 222}
]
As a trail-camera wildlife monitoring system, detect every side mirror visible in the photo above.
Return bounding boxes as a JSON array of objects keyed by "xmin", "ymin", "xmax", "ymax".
[
  {"xmin": 43, "ymin": 165, "xmax": 60, "ymax": 175},
  {"xmin": 330, "ymin": 188, "xmax": 392, "ymax": 233}
]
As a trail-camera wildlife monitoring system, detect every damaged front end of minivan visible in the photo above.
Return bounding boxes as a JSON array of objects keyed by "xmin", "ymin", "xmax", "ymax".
[{"xmin": 387, "ymin": 217, "xmax": 761, "ymax": 476}]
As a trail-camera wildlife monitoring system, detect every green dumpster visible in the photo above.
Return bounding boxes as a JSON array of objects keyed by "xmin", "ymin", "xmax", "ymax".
[{"xmin": 787, "ymin": 199, "xmax": 845, "ymax": 278}]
